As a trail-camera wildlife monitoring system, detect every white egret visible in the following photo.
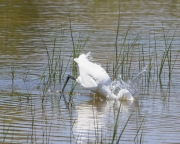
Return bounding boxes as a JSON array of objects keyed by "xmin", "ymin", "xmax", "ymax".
[{"xmin": 62, "ymin": 52, "xmax": 134, "ymax": 101}]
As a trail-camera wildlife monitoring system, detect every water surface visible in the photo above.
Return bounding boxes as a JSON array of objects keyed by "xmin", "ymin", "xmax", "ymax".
[{"xmin": 0, "ymin": 0, "xmax": 180, "ymax": 143}]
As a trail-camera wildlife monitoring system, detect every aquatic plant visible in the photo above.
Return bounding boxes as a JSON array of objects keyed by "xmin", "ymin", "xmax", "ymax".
[
  {"xmin": 10, "ymin": 62, "xmax": 16, "ymax": 84},
  {"xmin": 158, "ymin": 24, "xmax": 178, "ymax": 81}
]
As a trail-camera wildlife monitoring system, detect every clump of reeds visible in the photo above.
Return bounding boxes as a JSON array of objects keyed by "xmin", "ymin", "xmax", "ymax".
[
  {"xmin": 158, "ymin": 24, "xmax": 179, "ymax": 86},
  {"xmin": 35, "ymin": 22, "xmax": 71, "ymax": 102},
  {"xmin": 111, "ymin": 5, "xmax": 143, "ymax": 82}
]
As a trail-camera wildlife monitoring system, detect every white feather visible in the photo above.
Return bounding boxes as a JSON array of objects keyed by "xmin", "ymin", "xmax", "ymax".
[{"xmin": 74, "ymin": 53, "xmax": 134, "ymax": 101}]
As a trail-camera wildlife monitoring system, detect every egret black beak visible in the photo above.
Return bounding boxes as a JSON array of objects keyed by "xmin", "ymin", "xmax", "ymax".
[{"xmin": 62, "ymin": 75, "xmax": 76, "ymax": 93}]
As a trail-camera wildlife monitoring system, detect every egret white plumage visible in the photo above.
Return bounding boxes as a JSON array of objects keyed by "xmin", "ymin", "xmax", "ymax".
[{"xmin": 62, "ymin": 52, "xmax": 134, "ymax": 101}]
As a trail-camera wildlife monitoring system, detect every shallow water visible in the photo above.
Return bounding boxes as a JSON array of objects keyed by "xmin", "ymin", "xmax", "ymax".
[{"xmin": 0, "ymin": 0, "xmax": 180, "ymax": 143}]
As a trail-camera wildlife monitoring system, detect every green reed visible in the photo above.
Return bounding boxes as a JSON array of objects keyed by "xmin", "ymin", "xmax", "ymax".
[
  {"xmin": 69, "ymin": 9, "xmax": 94, "ymax": 77},
  {"xmin": 111, "ymin": 102, "xmax": 122, "ymax": 144},
  {"xmin": 11, "ymin": 62, "xmax": 16, "ymax": 84},
  {"xmin": 115, "ymin": 1, "xmax": 122, "ymax": 64},
  {"xmin": 159, "ymin": 24, "xmax": 178, "ymax": 82},
  {"xmin": 134, "ymin": 114, "xmax": 146, "ymax": 144},
  {"xmin": 37, "ymin": 25, "xmax": 74, "ymax": 101},
  {"xmin": 111, "ymin": 22, "xmax": 179, "ymax": 94},
  {"xmin": 112, "ymin": 7, "xmax": 142, "ymax": 82},
  {"xmin": 116, "ymin": 110, "xmax": 134, "ymax": 144},
  {"xmin": 66, "ymin": 9, "xmax": 97, "ymax": 96},
  {"xmin": 35, "ymin": 23, "xmax": 59, "ymax": 92}
]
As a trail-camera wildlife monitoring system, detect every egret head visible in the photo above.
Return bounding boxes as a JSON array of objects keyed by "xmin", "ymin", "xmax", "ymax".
[{"xmin": 74, "ymin": 52, "xmax": 91, "ymax": 64}]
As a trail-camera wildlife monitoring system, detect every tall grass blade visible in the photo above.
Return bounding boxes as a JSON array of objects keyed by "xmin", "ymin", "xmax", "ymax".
[
  {"xmin": 116, "ymin": 110, "xmax": 134, "ymax": 144},
  {"xmin": 111, "ymin": 102, "xmax": 121, "ymax": 144}
]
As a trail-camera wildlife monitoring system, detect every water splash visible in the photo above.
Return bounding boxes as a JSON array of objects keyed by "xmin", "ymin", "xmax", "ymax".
[{"xmin": 110, "ymin": 66, "xmax": 147, "ymax": 96}]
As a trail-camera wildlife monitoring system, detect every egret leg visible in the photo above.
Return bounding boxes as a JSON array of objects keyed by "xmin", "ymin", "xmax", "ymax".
[{"xmin": 62, "ymin": 75, "xmax": 76, "ymax": 93}]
